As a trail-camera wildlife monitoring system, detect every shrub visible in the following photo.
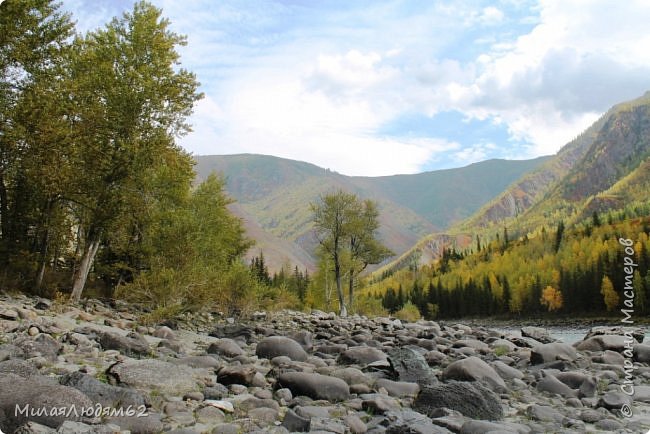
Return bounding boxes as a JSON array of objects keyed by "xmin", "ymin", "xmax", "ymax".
[
  {"xmin": 394, "ymin": 301, "xmax": 421, "ymax": 322},
  {"xmin": 355, "ymin": 295, "xmax": 388, "ymax": 317}
]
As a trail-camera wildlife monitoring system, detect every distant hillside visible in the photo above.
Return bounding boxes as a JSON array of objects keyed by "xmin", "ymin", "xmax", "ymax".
[
  {"xmin": 383, "ymin": 91, "xmax": 650, "ymax": 273},
  {"xmin": 194, "ymin": 154, "xmax": 547, "ymax": 272},
  {"xmin": 351, "ymin": 157, "xmax": 548, "ymax": 229}
]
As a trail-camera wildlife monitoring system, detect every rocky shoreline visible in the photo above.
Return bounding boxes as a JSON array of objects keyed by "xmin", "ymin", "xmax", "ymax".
[{"xmin": 0, "ymin": 293, "xmax": 649, "ymax": 433}]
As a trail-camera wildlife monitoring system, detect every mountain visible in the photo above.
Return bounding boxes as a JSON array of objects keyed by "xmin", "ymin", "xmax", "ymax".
[
  {"xmin": 193, "ymin": 154, "xmax": 548, "ymax": 272},
  {"xmin": 386, "ymin": 91, "xmax": 650, "ymax": 272}
]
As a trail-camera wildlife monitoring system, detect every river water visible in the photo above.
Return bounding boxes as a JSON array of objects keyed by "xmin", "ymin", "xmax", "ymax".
[{"xmin": 490, "ymin": 325, "xmax": 650, "ymax": 344}]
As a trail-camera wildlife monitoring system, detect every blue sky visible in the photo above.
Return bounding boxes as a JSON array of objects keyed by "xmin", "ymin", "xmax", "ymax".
[{"xmin": 61, "ymin": 0, "xmax": 650, "ymax": 176}]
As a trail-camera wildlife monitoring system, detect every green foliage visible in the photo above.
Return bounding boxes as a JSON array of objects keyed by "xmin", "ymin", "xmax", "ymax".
[
  {"xmin": 0, "ymin": 0, "xmax": 75, "ymax": 288},
  {"xmin": 117, "ymin": 175, "xmax": 254, "ymax": 315},
  {"xmin": 394, "ymin": 301, "xmax": 421, "ymax": 322},
  {"xmin": 311, "ymin": 190, "xmax": 391, "ymax": 316},
  {"xmin": 366, "ymin": 214, "xmax": 650, "ymax": 318},
  {"xmin": 0, "ymin": 1, "xmax": 203, "ymax": 302},
  {"xmin": 257, "ymin": 282, "xmax": 303, "ymax": 312},
  {"xmin": 355, "ymin": 295, "xmax": 388, "ymax": 317},
  {"xmin": 374, "ymin": 92, "xmax": 650, "ymax": 320}
]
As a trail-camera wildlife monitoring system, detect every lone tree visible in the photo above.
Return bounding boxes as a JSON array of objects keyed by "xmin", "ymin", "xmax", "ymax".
[
  {"xmin": 346, "ymin": 199, "xmax": 393, "ymax": 309},
  {"xmin": 311, "ymin": 190, "xmax": 391, "ymax": 316}
]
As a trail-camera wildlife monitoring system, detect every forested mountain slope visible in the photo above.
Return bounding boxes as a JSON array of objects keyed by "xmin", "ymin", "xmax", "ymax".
[{"xmin": 385, "ymin": 91, "xmax": 650, "ymax": 271}]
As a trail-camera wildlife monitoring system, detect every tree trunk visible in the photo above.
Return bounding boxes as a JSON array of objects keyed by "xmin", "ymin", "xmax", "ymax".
[
  {"xmin": 70, "ymin": 224, "xmax": 84, "ymax": 285},
  {"xmin": 0, "ymin": 172, "xmax": 9, "ymax": 262},
  {"xmin": 35, "ymin": 199, "xmax": 54, "ymax": 291},
  {"xmin": 35, "ymin": 242, "xmax": 48, "ymax": 292},
  {"xmin": 348, "ymin": 269, "xmax": 355, "ymax": 312},
  {"xmin": 334, "ymin": 255, "xmax": 347, "ymax": 317},
  {"xmin": 70, "ymin": 229, "xmax": 101, "ymax": 303}
]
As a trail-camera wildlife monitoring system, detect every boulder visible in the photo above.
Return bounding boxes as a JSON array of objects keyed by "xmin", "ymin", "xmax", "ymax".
[
  {"xmin": 521, "ymin": 326, "xmax": 554, "ymax": 344},
  {"xmin": 290, "ymin": 330, "xmax": 313, "ymax": 351},
  {"xmin": 489, "ymin": 339, "xmax": 517, "ymax": 353},
  {"xmin": 414, "ymin": 381, "xmax": 503, "ymax": 420},
  {"xmin": 172, "ymin": 355, "xmax": 221, "ymax": 370},
  {"xmin": 278, "ymin": 372, "xmax": 350, "ymax": 402},
  {"xmin": 382, "ymin": 409, "xmax": 454, "ymax": 433},
  {"xmin": 33, "ymin": 299, "xmax": 52, "ymax": 310},
  {"xmin": 490, "ymin": 360, "xmax": 523, "ymax": 380},
  {"xmin": 460, "ymin": 420, "xmax": 522, "ymax": 433},
  {"xmin": 536, "ymin": 374, "xmax": 577, "ymax": 398},
  {"xmin": 0, "ymin": 308, "xmax": 18, "ymax": 321},
  {"xmin": 576, "ymin": 335, "xmax": 637, "ymax": 352},
  {"xmin": 55, "ymin": 420, "xmax": 124, "ymax": 433},
  {"xmin": 530, "ymin": 342, "xmax": 577, "ymax": 364},
  {"xmin": 15, "ymin": 334, "xmax": 62, "ymax": 361},
  {"xmin": 217, "ymin": 365, "xmax": 257, "ymax": 386},
  {"xmin": 361, "ymin": 394, "xmax": 401, "ymax": 414},
  {"xmin": 256, "ymin": 336, "xmax": 308, "ymax": 362},
  {"xmin": 442, "ymin": 356, "xmax": 506, "ymax": 392},
  {"xmin": 330, "ymin": 367, "xmax": 373, "ymax": 386},
  {"xmin": 388, "ymin": 346, "xmax": 438, "ymax": 386},
  {"xmin": 453, "ymin": 339, "xmax": 489, "ymax": 352},
  {"xmin": 633, "ymin": 344, "xmax": 650, "ymax": 363},
  {"xmin": 0, "ymin": 374, "xmax": 92, "ymax": 432},
  {"xmin": 339, "ymin": 347, "xmax": 388, "ymax": 366},
  {"xmin": 60, "ymin": 371, "xmax": 146, "ymax": 408},
  {"xmin": 584, "ymin": 326, "xmax": 645, "ymax": 343},
  {"xmin": 526, "ymin": 404, "xmax": 564, "ymax": 422},
  {"xmin": 344, "ymin": 414, "xmax": 367, "ymax": 434},
  {"xmin": 98, "ymin": 332, "xmax": 150, "ymax": 357},
  {"xmin": 209, "ymin": 324, "xmax": 254, "ymax": 343},
  {"xmin": 598, "ymin": 391, "xmax": 633, "ymax": 410},
  {"xmin": 152, "ymin": 326, "xmax": 175, "ymax": 340},
  {"xmin": 207, "ymin": 338, "xmax": 244, "ymax": 358},
  {"xmin": 107, "ymin": 359, "xmax": 200, "ymax": 396},
  {"xmin": 0, "ymin": 343, "xmax": 25, "ymax": 361},
  {"xmin": 0, "ymin": 359, "xmax": 39, "ymax": 378},
  {"xmin": 105, "ymin": 412, "xmax": 164, "ymax": 434},
  {"xmin": 375, "ymin": 378, "xmax": 420, "ymax": 398},
  {"xmin": 551, "ymin": 371, "xmax": 590, "ymax": 388}
]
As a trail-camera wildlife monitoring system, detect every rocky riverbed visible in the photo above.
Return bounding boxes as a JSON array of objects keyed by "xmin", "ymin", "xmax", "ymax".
[{"xmin": 0, "ymin": 293, "xmax": 649, "ymax": 433}]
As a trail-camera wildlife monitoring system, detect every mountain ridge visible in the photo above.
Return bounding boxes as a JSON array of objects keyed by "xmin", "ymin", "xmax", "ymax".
[
  {"xmin": 194, "ymin": 154, "xmax": 548, "ymax": 272},
  {"xmin": 381, "ymin": 90, "xmax": 650, "ymax": 274}
]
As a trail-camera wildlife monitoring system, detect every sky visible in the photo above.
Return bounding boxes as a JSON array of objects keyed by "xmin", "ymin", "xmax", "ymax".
[{"xmin": 61, "ymin": 0, "xmax": 650, "ymax": 176}]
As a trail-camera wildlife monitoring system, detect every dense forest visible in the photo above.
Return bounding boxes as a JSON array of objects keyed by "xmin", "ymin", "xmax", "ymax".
[{"xmin": 363, "ymin": 210, "xmax": 649, "ymax": 320}]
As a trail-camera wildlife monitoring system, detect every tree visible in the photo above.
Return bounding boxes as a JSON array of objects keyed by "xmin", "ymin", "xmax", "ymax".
[
  {"xmin": 311, "ymin": 190, "xmax": 358, "ymax": 316},
  {"xmin": 0, "ymin": 0, "xmax": 74, "ymax": 278},
  {"xmin": 311, "ymin": 190, "xmax": 390, "ymax": 316},
  {"xmin": 118, "ymin": 174, "xmax": 253, "ymax": 312},
  {"xmin": 382, "ymin": 287, "xmax": 399, "ymax": 313},
  {"xmin": 592, "ymin": 211, "xmax": 601, "ymax": 227},
  {"xmin": 67, "ymin": 1, "xmax": 202, "ymax": 302},
  {"xmin": 554, "ymin": 220, "xmax": 565, "ymax": 253},
  {"xmin": 540, "ymin": 286, "xmax": 563, "ymax": 312},
  {"xmin": 635, "ymin": 271, "xmax": 646, "ymax": 315},
  {"xmin": 346, "ymin": 199, "xmax": 392, "ymax": 309},
  {"xmin": 600, "ymin": 276, "xmax": 619, "ymax": 312},
  {"xmin": 250, "ymin": 251, "xmax": 271, "ymax": 285}
]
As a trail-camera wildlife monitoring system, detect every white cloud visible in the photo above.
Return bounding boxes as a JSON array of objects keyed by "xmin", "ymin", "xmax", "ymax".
[
  {"xmin": 478, "ymin": 6, "xmax": 504, "ymax": 25},
  {"xmin": 184, "ymin": 53, "xmax": 460, "ymax": 176},
  {"xmin": 61, "ymin": 0, "xmax": 650, "ymax": 175},
  {"xmin": 451, "ymin": 0, "xmax": 650, "ymax": 157}
]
